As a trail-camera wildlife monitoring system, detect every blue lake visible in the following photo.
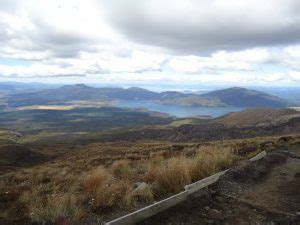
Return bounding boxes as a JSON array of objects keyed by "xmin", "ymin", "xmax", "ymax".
[{"xmin": 114, "ymin": 100, "xmax": 245, "ymax": 118}]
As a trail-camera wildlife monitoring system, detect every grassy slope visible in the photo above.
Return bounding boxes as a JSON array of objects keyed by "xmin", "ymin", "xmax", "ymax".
[
  {"xmin": 1, "ymin": 135, "xmax": 299, "ymax": 224},
  {"xmin": 213, "ymin": 108, "xmax": 300, "ymax": 126}
]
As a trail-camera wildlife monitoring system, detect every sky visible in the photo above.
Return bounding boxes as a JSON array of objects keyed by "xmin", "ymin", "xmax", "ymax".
[{"xmin": 0, "ymin": 0, "xmax": 300, "ymax": 88}]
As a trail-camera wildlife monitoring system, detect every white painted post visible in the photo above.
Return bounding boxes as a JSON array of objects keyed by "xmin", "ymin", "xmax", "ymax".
[
  {"xmin": 106, "ymin": 191, "xmax": 189, "ymax": 225},
  {"xmin": 249, "ymin": 150, "xmax": 267, "ymax": 161},
  {"xmin": 184, "ymin": 170, "xmax": 228, "ymax": 194},
  {"xmin": 105, "ymin": 151, "xmax": 267, "ymax": 225}
]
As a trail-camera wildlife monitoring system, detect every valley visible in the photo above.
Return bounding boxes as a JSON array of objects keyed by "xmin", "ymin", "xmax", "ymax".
[
  {"xmin": 1, "ymin": 84, "xmax": 291, "ymax": 109},
  {"xmin": 2, "ymin": 1, "xmax": 300, "ymax": 224},
  {"xmin": 0, "ymin": 83, "xmax": 299, "ymax": 225}
]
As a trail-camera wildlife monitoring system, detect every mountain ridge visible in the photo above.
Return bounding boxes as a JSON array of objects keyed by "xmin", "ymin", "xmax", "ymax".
[
  {"xmin": 201, "ymin": 87, "xmax": 288, "ymax": 107},
  {"xmin": 4, "ymin": 84, "xmax": 289, "ymax": 108}
]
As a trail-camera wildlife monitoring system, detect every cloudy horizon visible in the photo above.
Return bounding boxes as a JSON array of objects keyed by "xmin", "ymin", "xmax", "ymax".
[{"xmin": 1, "ymin": 0, "xmax": 300, "ymax": 87}]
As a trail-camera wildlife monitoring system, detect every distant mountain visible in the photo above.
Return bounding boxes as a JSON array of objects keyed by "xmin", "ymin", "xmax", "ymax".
[
  {"xmin": 201, "ymin": 87, "xmax": 288, "ymax": 107},
  {"xmin": 254, "ymin": 86, "xmax": 300, "ymax": 105},
  {"xmin": 0, "ymin": 83, "xmax": 16, "ymax": 92},
  {"xmin": 6, "ymin": 84, "xmax": 161, "ymax": 107},
  {"xmin": 0, "ymin": 81, "xmax": 59, "ymax": 91},
  {"xmin": 7, "ymin": 84, "xmax": 103, "ymax": 106},
  {"xmin": 101, "ymin": 86, "xmax": 160, "ymax": 100},
  {"xmin": 5, "ymin": 84, "xmax": 289, "ymax": 108}
]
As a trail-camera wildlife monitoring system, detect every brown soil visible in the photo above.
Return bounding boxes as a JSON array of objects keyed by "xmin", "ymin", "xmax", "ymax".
[{"xmin": 139, "ymin": 147, "xmax": 300, "ymax": 225}]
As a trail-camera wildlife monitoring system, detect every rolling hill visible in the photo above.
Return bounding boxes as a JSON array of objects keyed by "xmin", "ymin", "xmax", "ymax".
[
  {"xmin": 213, "ymin": 108, "xmax": 300, "ymax": 126},
  {"xmin": 201, "ymin": 87, "xmax": 288, "ymax": 107},
  {"xmin": 6, "ymin": 84, "xmax": 161, "ymax": 107},
  {"xmin": 0, "ymin": 144, "xmax": 48, "ymax": 170}
]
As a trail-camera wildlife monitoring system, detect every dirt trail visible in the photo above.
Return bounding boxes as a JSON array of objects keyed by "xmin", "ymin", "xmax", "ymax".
[
  {"xmin": 139, "ymin": 147, "xmax": 300, "ymax": 225},
  {"xmin": 241, "ymin": 157, "xmax": 300, "ymax": 214}
]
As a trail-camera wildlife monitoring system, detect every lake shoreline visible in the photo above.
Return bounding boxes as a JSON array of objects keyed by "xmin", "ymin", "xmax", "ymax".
[{"xmin": 113, "ymin": 100, "xmax": 245, "ymax": 118}]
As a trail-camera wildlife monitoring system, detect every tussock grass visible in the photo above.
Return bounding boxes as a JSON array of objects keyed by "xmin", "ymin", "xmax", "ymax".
[
  {"xmin": 189, "ymin": 146, "xmax": 234, "ymax": 181},
  {"xmin": 82, "ymin": 166, "xmax": 135, "ymax": 211},
  {"xmin": 1, "ymin": 137, "xmax": 277, "ymax": 224},
  {"xmin": 110, "ymin": 160, "xmax": 131, "ymax": 178},
  {"xmin": 146, "ymin": 156, "xmax": 191, "ymax": 193},
  {"xmin": 145, "ymin": 146, "xmax": 235, "ymax": 192},
  {"xmin": 83, "ymin": 166, "xmax": 108, "ymax": 196},
  {"xmin": 30, "ymin": 194, "xmax": 83, "ymax": 223},
  {"xmin": 91, "ymin": 180, "xmax": 134, "ymax": 211}
]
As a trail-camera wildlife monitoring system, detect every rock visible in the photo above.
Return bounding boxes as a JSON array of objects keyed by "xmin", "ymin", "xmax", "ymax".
[
  {"xmin": 134, "ymin": 182, "xmax": 143, "ymax": 188},
  {"xmin": 133, "ymin": 182, "xmax": 148, "ymax": 193},
  {"xmin": 207, "ymin": 209, "xmax": 224, "ymax": 221},
  {"xmin": 204, "ymin": 206, "xmax": 210, "ymax": 210},
  {"xmin": 201, "ymin": 212, "xmax": 207, "ymax": 217},
  {"xmin": 150, "ymin": 181, "xmax": 161, "ymax": 193}
]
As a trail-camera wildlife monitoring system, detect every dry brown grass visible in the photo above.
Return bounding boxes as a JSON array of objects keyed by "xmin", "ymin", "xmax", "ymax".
[
  {"xmin": 1, "ymin": 137, "xmax": 285, "ymax": 224},
  {"xmin": 145, "ymin": 146, "xmax": 235, "ymax": 192},
  {"xmin": 30, "ymin": 194, "xmax": 83, "ymax": 223},
  {"xmin": 92, "ymin": 180, "xmax": 134, "ymax": 211},
  {"xmin": 110, "ymin": 159, "xmax": 131, "ymax": 178},
  {"xmin": 82, "ymin": 165, "xmax": 135, "ymax": 211},
  {"xmin": 83, "ymin": 166, "xmax": 109, "ymax": 196},
  {"xmin": 146, "ymin": 156, "xmax": 191, "ymax": 193},
  {"xmin": 189, "ymin": 146, "xmax": 234, "ymax": 181}
]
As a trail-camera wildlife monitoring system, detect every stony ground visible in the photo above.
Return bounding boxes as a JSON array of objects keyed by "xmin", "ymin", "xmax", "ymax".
[{"xmin": 139, "ymin": 145, "xmax": 300, "ymax": 225}]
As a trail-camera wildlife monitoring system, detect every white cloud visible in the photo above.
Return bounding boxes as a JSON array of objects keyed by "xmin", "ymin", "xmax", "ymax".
[
  {"xmin": 168, "ymin": 49, "xmax": 270, "ymax": 73},
  {"xmin": 0, "ymin": 0, "xmax": 300, "ymax": 86},
  {"xmin": 288, "ymin": 71, "xmax": 300, "ymax": 81}
]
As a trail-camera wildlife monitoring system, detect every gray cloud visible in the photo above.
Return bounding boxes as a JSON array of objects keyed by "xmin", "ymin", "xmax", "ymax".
[
  {"xmin": 0, "ymin": 4, "xmax": 101, "ymax": 60},
  {"xmin": 100, "ymin": 0, "xmax": 300, "ymax": 55},
  {"xmin": 0, "ymin": 21, "xmax": 12, "ymax": 42},
  {"xmin": 1, "ymin": 0, "xmax": 300, "ymax": 86},
  {"xmin": 30, "ymin": 17, "xmax": 99, "ymax": 58}
]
